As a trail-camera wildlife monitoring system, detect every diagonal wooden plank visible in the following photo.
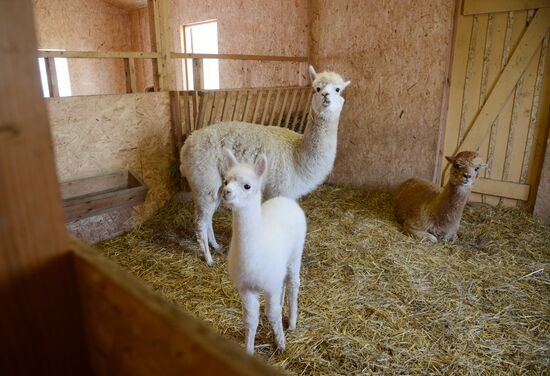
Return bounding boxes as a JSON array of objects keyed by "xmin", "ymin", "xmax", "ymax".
[{"xmin": 448, "ymin": 8, "xmax": 550, "ymax": 169}]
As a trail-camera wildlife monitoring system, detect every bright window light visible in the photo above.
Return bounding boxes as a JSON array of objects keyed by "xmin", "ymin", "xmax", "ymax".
[
  {"xmin": 182, "ymin": 21, "xmax": 219, "ymax": 90},
  {"xmin": 37, "ymin": 51, "xmax": 72, "ymax": 97}
]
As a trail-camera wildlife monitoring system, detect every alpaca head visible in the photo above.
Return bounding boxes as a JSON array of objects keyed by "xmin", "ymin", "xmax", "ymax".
[
  {"xmin": 446, "ymin": 151, "xmax": 488, "ymax": 188},
  {"xmin": 221, "ymin": 148, "xmax": 267, "ymax": 209},
  {"xmin": 309, "ymin": 65, "xmax": 350, "ymax": 116}
]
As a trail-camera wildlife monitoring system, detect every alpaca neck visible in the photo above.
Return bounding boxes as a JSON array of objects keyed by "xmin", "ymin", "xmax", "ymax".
[
  {"xmin": 433, "ymin": 183, "xmax": 470, "ymax": 220},
  {"xmin": 231, "ymin": 195, "xmax": 264, "ymax": 258},
  {"xmin": 296, "ymin": 109, "xmax": 341, "ymax": 180}
]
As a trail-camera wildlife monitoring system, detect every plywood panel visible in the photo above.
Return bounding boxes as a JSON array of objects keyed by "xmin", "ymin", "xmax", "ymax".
[
  {"xmin": 310, "ymin": 0, "xmax": 455, "ymax": 188},
  {"xmin": 48, "ymin": 92, "xmax": 173, "ymax": 223},
  {"xmin": 33, "ymin": 0, "xmax": 134, "ymax": 95}
]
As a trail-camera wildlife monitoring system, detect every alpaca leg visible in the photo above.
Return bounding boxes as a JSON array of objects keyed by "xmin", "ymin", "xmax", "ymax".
[
  {"xmin": 241, "ymin": 289, "xmax": 260, "ymax": 354},
  {"xmin": 195, "ymin": 203, "xmax": 215, "ymax": 266},
  {"xmin": 404, "ymin": 222, "xmax": 437, "ymax": 243},
  {"xmin": 286, "ymin": 261, "xmax": 301, "ymax": 330},
  {"xmin": 206, "ymin": 197, "xmax": 222, "ymax": 251},
  {"xmin": 265, "ymin": 288, "xmax": 285, "ymax": 352}
]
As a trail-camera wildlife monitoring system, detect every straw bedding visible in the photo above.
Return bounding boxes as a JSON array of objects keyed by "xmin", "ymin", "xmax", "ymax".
[{"xmin": 96, "ymin": 185, "xmax": 550, "ymax": 375}]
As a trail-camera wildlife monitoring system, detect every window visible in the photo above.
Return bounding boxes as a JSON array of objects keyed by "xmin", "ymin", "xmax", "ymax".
[
  {"xmin": 37, "ymin": 51, "xmax": 72, "ymax": 97},
  {"xmin": 181, "ymin": 20, "xmax": 219, "ymax": 90}
]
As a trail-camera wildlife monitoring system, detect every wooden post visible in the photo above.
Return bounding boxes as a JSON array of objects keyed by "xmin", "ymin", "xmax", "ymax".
[
  {"xmin": 192, "ymin": 58, "xmax": 204, "ymax": 90},
  {"xmin": 45, "ymin": 56, "xmax": 60, "ymax": 97},
  {"xmin": 124, "ymin": 57, "xmax": 137, "ymax": 93},
  {"xmin": 0, "ymin": 0, "xmax": 92, "ymax": 373},
  {"xmin": 148, "ymin": 0, "xmax": 175, "ymax": 91}
]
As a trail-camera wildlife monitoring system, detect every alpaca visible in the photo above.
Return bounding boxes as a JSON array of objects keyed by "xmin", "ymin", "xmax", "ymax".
[
  {"xmin": 221, "ymin": 149, "xmax": 306, "ymax": 354},
  {"xmin": 180, "ymin": 65, "xmax": 349, "ymax": 265},
  {"xmin": 394, "ymin": 151, "xmax": 487, "ymax": 242}
]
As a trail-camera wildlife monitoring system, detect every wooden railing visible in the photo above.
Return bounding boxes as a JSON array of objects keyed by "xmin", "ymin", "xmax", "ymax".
[{"xmin": 169, "ymin": 86, "xmax": 313, "ymax": 161}]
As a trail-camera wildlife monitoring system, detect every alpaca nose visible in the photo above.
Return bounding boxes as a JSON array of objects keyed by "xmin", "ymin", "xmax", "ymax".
[{"xmin": 464, "ymin": 173, "xmax": 472, "ymax": 179}]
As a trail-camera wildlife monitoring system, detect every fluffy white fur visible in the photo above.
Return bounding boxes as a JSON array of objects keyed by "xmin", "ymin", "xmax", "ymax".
[
  {"xmin": 181, "ymin": 65, "xmax": 350, "ymax": 265},
  {"xmin": 222, "ymin": 149, "xmax": 306, "ymax": 354}
]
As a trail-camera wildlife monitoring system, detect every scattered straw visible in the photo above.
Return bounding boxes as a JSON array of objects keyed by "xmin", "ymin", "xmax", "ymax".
[{"xmin": 96, "ymin": 185, "xmax": 550, "ymax": 375}]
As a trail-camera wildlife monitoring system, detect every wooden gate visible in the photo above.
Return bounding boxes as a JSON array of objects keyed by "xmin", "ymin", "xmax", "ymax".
[{"xmin": 441, "ymin": 0, "xmax": 550, "ymax": 207}]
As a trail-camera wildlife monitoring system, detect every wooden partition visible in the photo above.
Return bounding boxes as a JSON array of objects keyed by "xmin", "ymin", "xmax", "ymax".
[
  {"xmin": 169, "ymin": 86, "xmax": 312, "ymax": 154},
  {"xmin": 1, "ymin": 1, "xmax": 282, "ymax": 373}
]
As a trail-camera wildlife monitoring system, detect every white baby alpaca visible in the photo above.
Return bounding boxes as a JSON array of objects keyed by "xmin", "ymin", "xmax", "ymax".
[{"xmin": 222, "ymin": 149, "xmax": 306, "ymax": 354}]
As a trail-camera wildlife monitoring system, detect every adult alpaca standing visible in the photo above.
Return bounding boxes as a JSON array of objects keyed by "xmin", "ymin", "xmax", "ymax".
[{"xmin": 180, "ymin": 66, "xmax": 350, "ymax": 265}]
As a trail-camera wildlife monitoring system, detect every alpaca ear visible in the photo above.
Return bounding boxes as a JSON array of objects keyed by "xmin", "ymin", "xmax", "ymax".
[
  {"xmin": 255, "ymin": 154, "xmax": 267, "ymax": 178},
  {"xmin": 445, "ymin": 156, "xmax": 454, "ymax": 163},
  {"xmin": 342, "ymin": 80, "xmax": 351, "ymax": 91},
  {"xmin": 223, "ymin": 148, "xmax": 238, "ymax": 167},
  {"xmin": 308, "ymin": 65, "xmax": 317, "ymax": 82},
  {"xmin": 479, "ymin": 162, "xmax": 488, "ymax": 169}
]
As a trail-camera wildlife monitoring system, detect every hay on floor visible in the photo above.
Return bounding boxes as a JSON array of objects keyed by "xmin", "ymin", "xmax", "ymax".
[{"xmin": 96, "ymin": 185, "xmax": 550, "ymax": 375}]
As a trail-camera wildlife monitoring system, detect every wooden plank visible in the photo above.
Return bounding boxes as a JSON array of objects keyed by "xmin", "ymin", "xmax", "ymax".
[
  {"xmin": 504, "ymin": 45, "xmax": 541, "ymax": 183},
  {"xmin": 269, "ymin": 89, "xmax": 282, "ymax": 125},
  {"xmin": 285, "ymin": 88, "xmax": 298, "ymax": 129},
  {"xmin": 299, "ymin": 90, "xmax": 313, "ymax": 133},
  {"xmin": 44, "ymin": 57, "xmax": 60, "ymax": 97},
  {"xmin": 276, "ymin": 89, "xmax": 290, "ymax": 127},
  {"xmin": 124, "ymin": 58, "xmax": 137, "ymax": 93},
  {"xmin": 449, "ymin": 8, "xmax": 550, "ymax": 164},
  {"xmin": 208, "ymin": 92, "xmax": 217, "ymax": 125},
  {"xmin": 192, "ymin": 58, "xmax": 203, "ymax": 90},
  {"xmin": 473, "ymin": 178, "xmax": 530, "ymax": 200},
  {"xmin": 241, "ymin": 90, "xmax": 252, "ymax": 121},
  {"xmin": 463, "ymin": 0, "xmax": 550, "ymax": 15},
  {"xmin": 0, "ymin": 0, "xmax": 92, "ymax": 373},
  {"xmin": 170, "ymin": 52, "xmax": 308, "ymax": 62},
  {"xmin": 251, "ymin": 90, "xmax": 263, "ymax": 123},
  {"xmin": 182, "ymin": 91, "xmax": 192, "ymax": 136},
  {"xmin": 196, "ymin": 93, "xmax": 206, "ymax": 129},
  {"xmin": 231, "ymin": 91, "xmax": 242, "ymax": 120},
  {"xmin": 221, "ymin": 91, "xmax": 230, "ymax": 121},
  {"xmin": 61, "ymin": 171, "xmax": 127, "ymax": 199},
  {"xmin": 169, "ymin": 91, "xmax": 183, "ymax": 157},
  {"xmin": 38, "ymin": 50, "xmax": 159, "ymax": 59},
  {"xmin": 291, "ymin": 89, "xmax": 306, "ymax": 132},
  {"xmin": 441, "ymin": 14, "xmax": 474, "ymax": 179},
  {"xmin": 148, "ymin": 0, "xmax": 163, "ymax": 90},
  {"xmin": 260, "ymin": 89, "xmax": 273, "ymax": 124},
  {"xmin": 73, "ymin": 240, "xmax": 281, "ymax": 376},
  {"xmin": 526, "ymin": 32, "xmax": 550, "ymax": 206}
]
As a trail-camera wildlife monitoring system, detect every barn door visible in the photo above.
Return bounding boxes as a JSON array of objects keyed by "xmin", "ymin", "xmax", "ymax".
[{"xmin": 442, "ymin": 0, "xmax": 550, "ymax": 207}]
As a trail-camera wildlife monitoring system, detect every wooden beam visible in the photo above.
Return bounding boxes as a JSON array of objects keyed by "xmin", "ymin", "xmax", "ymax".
[
  {"xmin": 38, "ymin": 50, "xmax": 159, "ymax": 59},
  {"xmin": 73, "ymin": 239, "xmax": 281, "ymax": 375},
  {"xmin": 192, "ymin": 58, "xmax": 203, "ymax": 90},
  {"xmin": 169, "ymin": 91, "xmax": 183, "ymax": 158},
  {"xmin": 148, "ymin": 0, "xmax": 164, "ymax": 90},
  {"xmin": 44, "ymin": 57, "xmax": 60, "ymax": 97},
  {"xmin": 463, "ymin": 0, "xmax": 550, "ymax": 15},
  {"xmin": 171, "ymin": 52, "xmax": 308, "ymax": 62},
  {"xmin": 473, "ymin": 178, "xmax": 531, "ymax": 200},
  {"xmin": 447, "ymin": 8, "xmax": 550, "ymax": 171},
  {"xmin": 0, "ymin": 0, "xmax": 92, "ymax": 373},
  {"xmin": 124, "ymin": 58, "xmax": 137, "ymax": 93}
]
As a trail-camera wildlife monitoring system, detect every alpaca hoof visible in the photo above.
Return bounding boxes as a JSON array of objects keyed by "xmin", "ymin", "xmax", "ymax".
[
  {"xmin": 205, "ymin": 257, "xmax": 214, "ymax": 266},
  {"xmin": 211, "ymin": 243, "xmax": 223, "ymax": 253},
  {"xmin": 288, "ymin": 322, "xmax": 296, "ymax": 331}
]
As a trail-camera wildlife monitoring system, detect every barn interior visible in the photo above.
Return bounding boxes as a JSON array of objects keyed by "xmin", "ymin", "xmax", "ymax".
[{"xmin": 2, "ymin": 0, "xmax": 550, "ymax": 374}]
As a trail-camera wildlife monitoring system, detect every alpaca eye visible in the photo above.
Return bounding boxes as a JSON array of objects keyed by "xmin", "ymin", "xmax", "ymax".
[
  {"xmin": 223, "ymin": 180, "xmax": 228, "ymax": 186},
  {"xmin": 316, "ymin": 87, "xmax": 321, "ymax": 92},
  {"xmin": 475, "ymin": 167, "xmax": 480, "ymax": 172},
  {"xmin": 336, "ymin": 88, "xmax": 340, "ymax": 93},
  {"xmin": 244, "ymin": 184, "xmax": 251, "ymax": 190}
]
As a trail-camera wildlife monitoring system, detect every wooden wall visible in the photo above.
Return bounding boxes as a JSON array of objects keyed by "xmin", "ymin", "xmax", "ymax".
[
  {"xmin": 129, "ymin": 0, "xmax": 309, "ymax": 90},
  {"xmin": 33, "ymin": 0, "xmax": 133, "ymax": 95},
  {"xmin": 309, "ymin": 0, "xmax": 455, "ymax": 189},
  {"xmin": 48, "ymin": 92, "xmax": 174, "ymax": 242}
]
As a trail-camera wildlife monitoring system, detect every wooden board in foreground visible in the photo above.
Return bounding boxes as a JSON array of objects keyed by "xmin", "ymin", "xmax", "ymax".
[{"xmin": 72, "ymin": 239, "xmax": 281, "ymax": 375}]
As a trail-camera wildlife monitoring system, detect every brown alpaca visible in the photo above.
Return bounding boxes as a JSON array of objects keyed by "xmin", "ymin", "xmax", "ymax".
[{"xmin": 394, "ymin": 151, "xmax": 487, "ymax": 242}]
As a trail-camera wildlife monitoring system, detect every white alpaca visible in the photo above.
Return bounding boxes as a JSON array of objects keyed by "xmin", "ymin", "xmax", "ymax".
[
  {"xmin": 221, "ymin": 149, "xmax": 306, "ymax": 354},
  {"xmin": 181, "ymin": 65, "xmax": 349, "ymax": 265}
]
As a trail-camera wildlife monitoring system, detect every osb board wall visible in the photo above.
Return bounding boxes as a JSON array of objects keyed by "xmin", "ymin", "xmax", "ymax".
[
  {"xmin": 130, "ymin": 6, "xmax": 154, "ymax": 92},
  {"xmin": 129, "ymin": 0, "xmax": 309, "ymax": 90},
  {"xmin": 309, "ymin": 0, "xmax": 455, "ymax": 189},
  {"xmin": 534, "ymin": 133, "xmax": 550, "ymax": 223},
  {"xmin": 33, "ymin": 0, "xmax": 133, "ymax": 95},
  {"xmin": 47, "ymin": 92, "xmax": 173, "ymax": 229}
]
